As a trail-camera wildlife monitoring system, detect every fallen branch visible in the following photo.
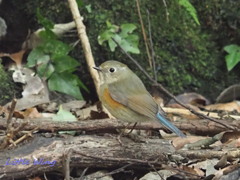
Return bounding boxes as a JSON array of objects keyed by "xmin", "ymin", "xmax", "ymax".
[
  {"xmin": 0, "ymin": 135, "xmax": 173, "ymax": 179},
  {"xmin": 0, "ymin": 117, "xmax": 235, "ymax": 136},
  {"xmin": 178, "ymin": 148, "xmax": 240, "ymax": 160},
  {"xmin": 1, "ymin": 133, "xmax": 239, "ymax": 179}
]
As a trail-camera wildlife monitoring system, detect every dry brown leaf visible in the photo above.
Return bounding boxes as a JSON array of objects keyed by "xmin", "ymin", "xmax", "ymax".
[
  {"xmin": 61, "ymin": 100, "xmax": 86, "ymax": 111},
  {"xmin": 172, "ymin": 135, "xmax": 206, "ymax": 150},
  {"xmin": 0, "ymin": 105, "xmax": 9, "ymax": 118},
  {"xmin": 90, "ymin": 110, "xmax": 109, "ymax": 120},
  {"xmin": 216, "ymin": 131, "xmax": 240, "ymax": 148},
  {"xmin": 181, "ymin": 165, "xmax": 205, "ymax": 177},
  {"xmin": 76, "ymin": 105, "xmax": 97, "ymax": 119},
  {"xmin": 205, "ymin": 101, "xmax": 240, "ymax": 113},
  {"xmin": 190, "ymin": 159, "xmax": 219, "ymax": 177},
  {"xmin": 0, "ymin": 49, "xmax": 26, "ymax": 67},
  {"xmin": 151, "ymin": 86, "xmax": 165, "ymax": 107},
  {"xmin": 13, "ymin": 108, "xmax": 42, "ymax": 119},
  {"xmin": 213, "ymin": 163, "xmax": 240, "ymax": 180},
  {"xmin": 216, "ymin": 84, "xmax": 240, "ymax": 103},
  {"xmin": 167, "ymin": 92, "xmax": 210, "ymax": 110},
  {"xmin": 164, "ymin": 107, "xmax": 200, "ymax": 119},
  {"xmin": 23, "ymin": 108, "xmax": 42, "ymax": 119},
  {"xmin": 76, "ymin": 102, "xmax": 111, "ymax": 120},
  {"xmin": 235, "ymin": 138, "xmax": 240, "ymax": 147},
  {"xmin": 221, "ymin": 131, "xmax": 240, "ymax": 144},
  {"xmin": 13, "ymin": 111, "xmax": 24, "ymax": 119},
  {"xmin": 214, "ymin": 153, "xmax": 228, "ymax": 170}
]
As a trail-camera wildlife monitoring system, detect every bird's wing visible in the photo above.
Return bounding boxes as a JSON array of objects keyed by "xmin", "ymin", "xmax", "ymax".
[
  {"xmin": 108, "ymin": 74, "xmax": 186, "ymax": 138},
  {"xmin": 108, "ymin": 74, "xmax": 158, "ymax": 119}
]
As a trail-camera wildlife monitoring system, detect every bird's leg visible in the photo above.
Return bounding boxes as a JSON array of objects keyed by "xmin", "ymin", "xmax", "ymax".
[
  {"xmin": 117, "ymin": 132, "xmax": 124, "ymax": 146},
  {"xmin": 118, "ymin": 122, "xmax": 137, "ymax": 136},
  {"xmin": 126, "ymin": 122, "xmax": 137, "ymax": 134},
  {"xmin": 117, "ymin": 122, "xmax": 146, "ymax": 145},
  {"xmin": 116, "ymin": 122, "xmax": 135, "ymax": 145},
  {"xmin": 126, "ymin": 122, "xmax": 147, "ymax": 143}
]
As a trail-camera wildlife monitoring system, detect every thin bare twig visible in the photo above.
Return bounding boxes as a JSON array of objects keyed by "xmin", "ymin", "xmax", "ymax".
[
  {"xmin": 146, "ymin": 10, "xmax": 157, "ymax": 81},
  {"xmin": 162, "ymin": 0, "xmax": 169, "ymax": 22},
  {"xmin": 0, "ymin": 99, "xmax": 27, "ymax": 149},
  {"xmin": 163, "ymin": 165, "xmax": 204, "ymax": 179},
  {"xmin": 43, "ymin": 173, "xmax": 49, "ymax": 180},
  {"xmin": 135, "ymin": 0, "xmax": 152, "ymax": 68},
  {"xmin": 0, "ymin": 121, "xmax": 28, "ymax": 149},
  {"xmin": 111, "ymin": 37, "xmax": 235, "ymax": 131},
  {"xmin": 92, "ymin": 164, "xmax": 133, "ymax": 179},
  {"xmin": 79, "ymin": 167, "xmax": 89, "ymax": 180},
  {"xmin": 63, "ymin": 149, "xmax": 72, "ymax": 180},
  {"xmin": 148, "ymin": 162, "xmax": 164, "ymax": 180},
  {"xmin": 9, "ymin": 127, "xmax": 38, "ymax": 148},
  {"xmin": 6, "ymin": 99, "xmax": 17, "ymax": 127},
  {"xmin": 68, "ymin": 0, "xmax": 100, "ymax": 93}
]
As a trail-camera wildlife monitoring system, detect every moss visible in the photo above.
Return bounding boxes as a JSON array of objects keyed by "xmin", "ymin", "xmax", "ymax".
[{"xmin": 0, "ymin": 62, "xmax": 17, "ymax": 105}]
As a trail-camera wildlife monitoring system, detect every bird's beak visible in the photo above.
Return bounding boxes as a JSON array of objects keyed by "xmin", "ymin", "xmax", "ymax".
[{"xmin": 93, "ymin": 66, "xmax": 102, "ymax": 72}]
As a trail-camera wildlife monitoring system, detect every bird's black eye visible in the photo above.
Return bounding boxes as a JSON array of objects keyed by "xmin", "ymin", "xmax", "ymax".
[{"xmin": 109, "ymin": 68, "xmax": 115, "ymax": 73}]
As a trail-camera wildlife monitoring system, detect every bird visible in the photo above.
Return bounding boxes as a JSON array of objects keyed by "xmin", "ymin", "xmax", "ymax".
[{"xmin": 93, "ymin": 60, "xmax": 186, "ymax": 137}]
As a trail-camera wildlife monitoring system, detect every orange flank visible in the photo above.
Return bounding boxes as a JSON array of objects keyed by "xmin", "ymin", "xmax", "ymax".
[{"xmin": 102, "ymin": 88, "xmax": 125, "ymax": 109}]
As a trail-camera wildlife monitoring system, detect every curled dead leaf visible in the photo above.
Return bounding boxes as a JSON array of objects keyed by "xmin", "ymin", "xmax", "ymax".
[{"xmin": 167, "ymin": 92, "xmax": 210, "ymax": 110}]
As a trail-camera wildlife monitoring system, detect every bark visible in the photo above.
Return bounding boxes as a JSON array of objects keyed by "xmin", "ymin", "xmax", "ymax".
[
  {"xmin": 0, "ymin": 117, "xmax": 235, "ymax": 136},
  {"xmin": 0, "ymin": 135, "xmax": 174, "ymax": 179},
  {"xmin": 68, "ymin": 0, "xmax": 100, "ymax": 93}
]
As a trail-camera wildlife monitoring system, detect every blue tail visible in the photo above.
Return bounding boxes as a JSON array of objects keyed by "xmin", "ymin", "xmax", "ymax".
[{"xmin": 156, "ymin": 112, "xmax": 186, "ymax": 138}]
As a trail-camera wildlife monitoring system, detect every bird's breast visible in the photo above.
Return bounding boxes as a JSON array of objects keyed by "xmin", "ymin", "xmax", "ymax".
[{"xmin": 101, "ymin": 87, "xmax": 126, "ymax": 109}]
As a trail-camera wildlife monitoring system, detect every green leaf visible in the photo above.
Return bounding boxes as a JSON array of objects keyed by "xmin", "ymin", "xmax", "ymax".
[
  {"xmin": 53, "ymin": 55, "xmax": 80, "ymax": 73},
  {"xmin": 48, "ymin": 73, "xmax": 83, "ymax": 99},
  {"xmin": 27, "ymin": 48, "xmax": 46, "ymax": 67},
  {"xmin": 27, "ymin": 10, "xmax": 87, "ymax": 100},
  {"xmin": 36, "ymin": 54, "xmax": 51, "ymax": 66},
  {"xmin": 120, "ymin": 35, "xmax": 140, "ymax": 54},
  {"xmin": 98, "ymin": 21, "xmax": 118, "ymax": 45},
  {"xmin": 112, "ymin": 34, "xmax": 140, "ymax": 54},
  {"xmin": 77, "ymin": 78, "xmax": 89, "ymax": 93},
  {"xmin": 52, "ymin": 105, "xmax": 77, "ymax": 135},
  {"xmin": 98, "ymin": 22, "xmax": 139, "ymax": 54},
  {"xmin": 224, "ymin": 44, "xmax": 240, "ymax": 71},
  {"xmin": 37, "ymin": 63, "xmax": 54, "ymax": 79},
  {"xmin": 224, "ymin": 44, "xmax": 240, "ymax": 53},
  {"xmin": 108, "ymin": 38, "xmax": 117, "ymax": 52},
  {"xmin": 178, "ymin": 0, "xmax": 200, "ymax": 25},
  {"xmin": 43, "ymin": 40, "xmax": 72, "ymax": 56},
  {"xmin": 106, "ymin": 20, "xmax": 112, "ymax": 28},
  {"xmin": 36, "ymin": 8, "xmax": 54, "ymax": 29},
  {"xmin": 98, "ymin": 30, "xmax": 114, "ymax": 45},
  {"xmin": 85, "ymin": 4, "xmax": 92, "ymax": 13},
  {"xmin": 53, "ymin": 105, "xmax": 77, "ymax": 122},
  {"xmin": 39, "ymin": 29, "xmax": 58, "ymax": 41},
  {"xmin": 108, "ymin": 34, "xmax": 121, "ymax": 51},
  {"xmin": 120, "ymin": 24, "xmax": 137, "ymax": 37}
]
